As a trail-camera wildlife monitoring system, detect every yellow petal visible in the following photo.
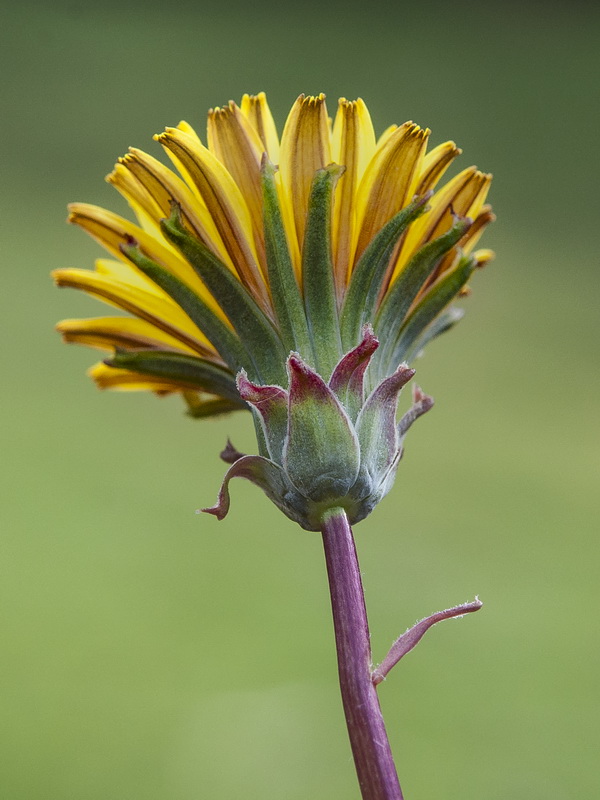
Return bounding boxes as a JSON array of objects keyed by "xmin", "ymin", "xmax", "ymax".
[
  {"xmin": 115, "ymin": 147, "xmax": 233, "ymax": 269},
  {"xmin": 94, "ymin": 257, "xmax": 164, "ymax": 295},
  {"xmin": 434, "ymin": 206, "xmax": 496, "ymax": 277},
  {"xmin": 473, "ymin": 248, "xmax": 495, "ymax": 267},
  {"xmin": 175, "ymin": 120, "xmax": 202, "ymax": 143},
  {"xmin": 89, "ymin": 362, "xmax": 202, "ymax": 393},
  {"xmin": 106, "ymin": 162, "xmax": 163, "ymax": 236},
  {"xmin": 159, "ymin": 121, "xmax": 204, "ymax": 192},
  {"xmin": 400, "ymin": 167, "xmax": 493, "ymax": 265},
  {"xmin": 240, "ymin": 92, "xmax": 280, "ymax": 162},
  {"xmin": 375, "ymin": 124, "xmax": 398, "ymax": 148},
  {"xmin": 279, "ymin": 94, "xmax": 332, "ymax": 250},
  {"xmin": 414, "ymin": 141, "xmax": 462, "ymax": 195},
  {"xmin": 354, "ymin": 122, "xmax": 430, "ymax": 261},
  {"xmin": 68, "ymin": 203, "xmax": 209, "ymax": 299},
  {"xmin": 52, "ymin": 267, "xmax": 217, "ymax": 357},
  {"xmin": 207, "ymin": 102, "xmax": 266, "ymax": 264},
  {"xmin": 331, "ymin": 98, "xmax": 377, "ymax": 295},
  {"xmin": 156, "ymin": 126, "xmax": 270, "ymax": 310},
  {"xmin": 459, "ymin": 205, "xmax": 495, "ymax": 254},
  {"xmin": 56, "ymin": 316, "xmax": 199, "ymax": 354}
]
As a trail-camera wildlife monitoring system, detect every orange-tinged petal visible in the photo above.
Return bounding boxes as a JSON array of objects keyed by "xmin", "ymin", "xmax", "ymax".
[
  {"xmin": 52, "ymin": 267, "xmax": 217, "ymax": 357},
  {"xmin": 156, "ymin": 126, "xmax": 270, "ymax": 310},
  {"xmin": 207, "ymin": 102, "xmax": 266, "ymax": 264},
  {"xmin": 240, "ymin": 92, "xmax": 280, "ymax": 162},
  {"xmin": 414, "ymin": 141, "xmax": 462, "ymax": 195},
  {"xmin": 354, "ymin": 122, "xmax": 430, "ymax": 261},
  {"xmin": 331, "ymin": 98, "xmax": 377, "ymax": 296},
  {"xmin": 279, "ymin": 94, "xmax": 332, "ymax": 250},
  {"xmin": 57, "ymin": 316, "xmax": 199, "ymax": 355}
]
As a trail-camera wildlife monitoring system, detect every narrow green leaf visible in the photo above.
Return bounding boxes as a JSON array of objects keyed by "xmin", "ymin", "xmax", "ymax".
[
  {"xmin": 340, "ymin": 194, "xmax": 430, "ymax": 351},
  {"xmin": 388, "ymin": 254, "xmax": 477, "ymax": 369},
  {"xmin": 121, "ymin": 241, "xmax": 249, "ymax": 375},
  {"xmin": 161, "ymin": 205, "xmax": 287, "ymax": 385},
  {"xmin": 374, "ymin": 217, "xmax": 472, "ymax": 372},
  {"xmin": 302, "ymin": 165, "xmax": 345, "ymax": 379},
  {"xmin": 261, "ymin": 157, "xmax": 312, "ymax": 359},
  {"xmin": 105, "ymin": 350, "xmax": 244, "ymax": 405}
]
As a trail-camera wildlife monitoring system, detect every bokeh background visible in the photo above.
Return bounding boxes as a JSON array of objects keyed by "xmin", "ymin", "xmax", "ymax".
[{"xmin": 2, "ymin": 1, "xmax": 599, "ymax": 798}]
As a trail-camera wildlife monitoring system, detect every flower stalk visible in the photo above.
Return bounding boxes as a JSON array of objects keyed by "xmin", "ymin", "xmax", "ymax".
[{"xmin": 321, "ymin": 507, "xmax": 403, "ymax": 800}]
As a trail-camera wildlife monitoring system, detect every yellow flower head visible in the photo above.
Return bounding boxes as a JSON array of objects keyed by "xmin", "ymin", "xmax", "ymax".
[{"xmin": 54, "ymin": 92, "xmax": 493, "ymax": 420}]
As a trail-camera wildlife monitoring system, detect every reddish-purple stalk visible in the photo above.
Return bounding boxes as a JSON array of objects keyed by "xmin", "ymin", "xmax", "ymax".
[{"xmin": 321, "ymin": 507, "xmax": 404, "ymax": 800}]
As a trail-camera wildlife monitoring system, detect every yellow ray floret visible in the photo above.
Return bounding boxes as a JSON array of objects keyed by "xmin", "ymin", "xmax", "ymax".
[
  {"xmin": 53, "ymin": 267, "xmax": 216, "ymax": 357},
  {"xmin": 279, "ymin": 94, "xmax": 332, "ymax": 251},
  {"xmin": 331, "ymin": 98, "xmax": 377, "ymax": 295},
  {"xmin": 89, "ymin": 362, "xmax": 206, "ymax": 392},
  {"xmin": 240, "ymin": 92, "xmax": 280, "ymax": 162},
  {"xmin": 155, "ymin": 126, "xmax": 269, "ymax": 309},
  {"xmin": 354, "ymin": 121, "xmax": 430, "ymax": 261},
  {"xmin": 57, "ymin": 316, "xmax": 199, "ymax": 355}
]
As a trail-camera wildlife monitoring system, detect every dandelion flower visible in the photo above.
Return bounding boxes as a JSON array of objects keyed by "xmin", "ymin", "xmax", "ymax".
[{"xmin": 54, "ymin": 93, "xmax": 493, "ymax": 528}]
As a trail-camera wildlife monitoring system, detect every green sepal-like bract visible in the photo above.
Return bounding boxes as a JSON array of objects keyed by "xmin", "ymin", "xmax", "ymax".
[
  {"xmin": 403, "ymin": 307, "xmax": 465, "ymax": 363},
  {"xmin": 302, "ymin": 165, "xmax": 346, "ymax": 378},
  {"xmin": 374, "ymin": 216, "xmax": 472, "ymax": 376},
  {"xmin": 120, "ymin": 239, "xmax": 250, "ymax": 376},
  {"xmin": 203, "ymin": 349, "xmax": 432, "ymax": 531},
  {"xmin": 329, "ymin": 325, "xmax": 379, "ymax": 422},
  {"xmin": 261, "ymin": 157, "xmax": 313, "ymax": 360},
  {"xmin": 340, "ymin": 194, "xmax": 430, "ymax": 351},
  {"xmin": 202, "ymin": 455, "xmax": 314, "ymax": 530},
  {"xmin": 105, "ymin": 349, "xmax": 245, "ymax": 406},
  {"xmin": 161, "ymin": 203, "xmax": 288, "ymax": 386},
  {"xmin": 390, "ymin": 252, "xmax": 477, "ymax": 366},
  {"xmin": 237, "ymin": 371, "xmax": 288, "ymax": 464},
  {"xmin": 353, "ymin": 363, "xmax": 415, "ymax": 497},
  {"xmin": 284, "ymin": 354, "xmax": 360, "ymax": 502}
]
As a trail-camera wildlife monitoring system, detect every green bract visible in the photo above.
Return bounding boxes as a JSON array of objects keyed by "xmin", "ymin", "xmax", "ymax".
[{"xmin": 203, "ymin": 328, "xmax": 432, "ymax": 530}]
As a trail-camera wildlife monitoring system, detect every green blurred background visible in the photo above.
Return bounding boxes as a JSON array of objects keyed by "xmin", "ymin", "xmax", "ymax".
[{"xmin": 2, "ymin": 1, "xmax": 598, "ymax": 797}]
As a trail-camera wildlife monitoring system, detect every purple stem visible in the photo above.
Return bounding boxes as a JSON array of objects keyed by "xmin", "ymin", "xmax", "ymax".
[
  {"xmin": 372, "ymin": 598, "xmax": 483, "ymax": 686},
  {"xmin": 321, "ymin": 507, "xmax": 403, "ymax": 800}
]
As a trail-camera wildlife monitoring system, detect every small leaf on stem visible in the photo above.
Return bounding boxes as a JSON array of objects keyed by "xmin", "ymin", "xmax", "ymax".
[{"xmin": 372, "ymin": 598, "xmax": 483, "ymax": 685}]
